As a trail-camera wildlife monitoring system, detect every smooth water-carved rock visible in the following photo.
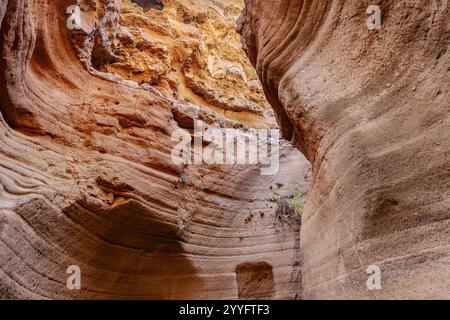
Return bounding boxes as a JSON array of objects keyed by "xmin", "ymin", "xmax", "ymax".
[
  {"xmin": 3, "ymin": 0, "xmax": 446, "ymax": 301},
  {"xmin": 0, "ymin": 0, "xmax": 311, "ymax": 299},
  {"xmin": 240, "ymin": 0, "xmax": 450, "ymax": 299}
]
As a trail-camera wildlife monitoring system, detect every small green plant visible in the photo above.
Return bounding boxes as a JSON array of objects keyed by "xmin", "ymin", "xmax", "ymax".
[
  {"xmin": 291, "ymin": 194, "xmax": 304, "ymax": 220},
  {"xmin": 273, "ymin": 193, "xmax": 304, "ymax": 225}
]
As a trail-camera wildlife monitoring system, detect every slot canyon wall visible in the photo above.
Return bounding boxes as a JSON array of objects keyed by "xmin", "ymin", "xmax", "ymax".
[
  {"xmin": 0, "ymin": 0, "xmax": 310, "ymax": 299},
  {"xmin": 0, "ymin": 0, "xmax": 448, "ymax": 300},
  {"xmin": 239, "ymin": 0, "xmax": 449, "ymax": 298}
]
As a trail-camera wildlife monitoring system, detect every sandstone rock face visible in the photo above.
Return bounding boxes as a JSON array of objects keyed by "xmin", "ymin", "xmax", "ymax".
[
  {"xmin": 0, "ymin": 0, "xmax": 311, "ymax": 299},
  {"xmin": 240, "ymin": 0, "xmax": 450, "ymax": 299},
  {"xmin": 95, "ymin": 0, "xmax": 273, "ymax": 126},
  {"xmin": 2, "ymin": 0, "xmax": 447, "ymax": 301}
]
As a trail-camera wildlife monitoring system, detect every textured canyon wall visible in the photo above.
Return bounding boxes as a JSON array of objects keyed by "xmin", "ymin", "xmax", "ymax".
[
  {"xmin": 2, "ymin": 0, "xmax": 448, "ymax": 301},
  {"xmin": 116, "ymin": 0, "xmax": 273, "ymax": 125},
  {"xmin": 0, "ymin": 0, "xmax": 310, "ymax": 299},
  {"xmin": 240, "ymin": 0, "xmax": 450, "ymax": 299}
]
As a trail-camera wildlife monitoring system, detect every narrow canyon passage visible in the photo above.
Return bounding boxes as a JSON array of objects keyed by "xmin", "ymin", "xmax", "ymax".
[
  {"xmin": 0, "ymin": 0, "xmax": 449, "ymax": 300},
  {"xmin": 0, "ymin": 0, "xmax": 311, "ymax": 299}
]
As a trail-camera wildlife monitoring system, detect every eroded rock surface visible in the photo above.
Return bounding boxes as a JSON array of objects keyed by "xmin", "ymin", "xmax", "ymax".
[
  {"xmin": 2, "ymin": 0, "xmax": 447, "ymax": 301},
  {"xmin": 240, "ymin": 0, "xmax": 450, "ymax": 299},
  {"xmin": 0, "ymin": 0, "xmax": 310, "ymax": 299},
  {"xmin": 72, "ymin": 0, "xmax": 274, "ymax": 127}
]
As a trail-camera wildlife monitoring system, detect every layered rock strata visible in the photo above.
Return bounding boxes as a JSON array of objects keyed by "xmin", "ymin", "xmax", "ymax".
[
  {"xmin": 0, "ymin": 0, "xmax": 310, "ymax": 299},
  {"xmin": 240, "ymin": 0, "xmax": 450, "ymax": 299}
]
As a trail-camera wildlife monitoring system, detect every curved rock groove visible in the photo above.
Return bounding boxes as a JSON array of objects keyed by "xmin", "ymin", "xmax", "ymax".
[
  {"xmin": 0, "ymin": 0, "xmax": 310, "ymax": 299},
  {"xmin": 240, "ymin": 0, "xmax": 449, "ymax": 299},
  {"xmin": 1, "ymin": 0, "xmax": 448, "ymax": 300}
]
